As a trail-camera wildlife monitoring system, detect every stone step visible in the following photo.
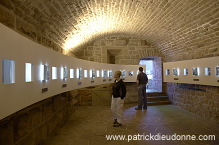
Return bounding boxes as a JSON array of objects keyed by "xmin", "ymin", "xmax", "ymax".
[
  {"xmin": 147, "ymin": 92, "xmax": 167, "ymax": 97},
  {"xmin": 147, "ymin": 101, "xmax": 172, "ymax": 106},
  {"xmin": 147, "ymin": 96, "xmax": 171, "ymax": 106},
  {"xmin": 147, "ymin": 96, "xmax": 170, "ymax": 102}
]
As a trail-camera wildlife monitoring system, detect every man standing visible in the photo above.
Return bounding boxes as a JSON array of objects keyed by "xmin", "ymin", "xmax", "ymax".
[{"xmin": 135, "ymin": 67, "xmax": 148, "ymax": 110}]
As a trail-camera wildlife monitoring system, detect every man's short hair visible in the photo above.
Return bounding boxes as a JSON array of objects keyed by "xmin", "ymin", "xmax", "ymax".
[{"xmin": 139, "ymin": 67, "xmax": 143, "ymax": 72}]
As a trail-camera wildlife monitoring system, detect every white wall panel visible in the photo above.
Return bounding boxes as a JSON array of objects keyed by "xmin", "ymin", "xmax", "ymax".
[
  {"xmin": 0, "ymin": 23, "xmax": 144, "ymax": 120},
  {"xmin": 163, "ymin": 57, "xmax": 219, "ymax": 86}
]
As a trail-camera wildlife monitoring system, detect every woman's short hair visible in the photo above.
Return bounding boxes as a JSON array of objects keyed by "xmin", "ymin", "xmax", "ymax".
[{"xmin": 115, "ymin": 71, "xmax": 122, "ymax": 77}]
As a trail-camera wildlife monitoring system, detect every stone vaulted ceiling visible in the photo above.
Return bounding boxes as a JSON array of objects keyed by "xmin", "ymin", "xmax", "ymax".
[{"xmin": 0, "ymin": 0, "xmax": 219, "ymax": 57}]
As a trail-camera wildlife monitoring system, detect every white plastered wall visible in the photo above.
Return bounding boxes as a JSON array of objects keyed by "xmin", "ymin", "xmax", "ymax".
[{"xmin": 163, "ymin": 57, "xmax": 219, "ymax": 86}]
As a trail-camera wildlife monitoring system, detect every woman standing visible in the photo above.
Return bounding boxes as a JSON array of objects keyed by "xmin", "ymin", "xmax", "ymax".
[{"xmin": 111, "ymin": 71, "xmax": 126, "ymax": 127}]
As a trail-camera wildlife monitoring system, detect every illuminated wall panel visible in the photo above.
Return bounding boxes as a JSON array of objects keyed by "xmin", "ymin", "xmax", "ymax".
[
  {"xmin": 52, "ymin": 67, "xmax": 57, "ymax": 80},
  {"xmin": 60, "ymin": 67, "xmax": 68, "ymax": 80},
  {"xmin": 2, "ymin": 59, "xmax": 15, "ymax": 84},
  {"xmin": 25, "ymin": 63, "xmax": 33, "ymax": 82},
  {"xmin": 41, "ymin": 64, "xmax": 49, "ymax": 81},
  {"xmin": 163, "ymin": 57, "xmax": 219, "ymax": 86},
  {"xmin": 70, "ymin": 69, "xmax": 74, "ymax": 78},
  {"xmin": 84, "ymin": 70, "xmax": 88, "ymax": 78},
  {"xmin": 96, "ymin": 70, "xmax": 100, "ymax": 77}
]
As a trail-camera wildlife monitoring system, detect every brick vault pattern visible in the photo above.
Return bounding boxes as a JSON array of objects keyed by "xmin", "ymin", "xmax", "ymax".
[{"xmin": 0, "ymin": 0, "xmax": 218, "ymax": 58}]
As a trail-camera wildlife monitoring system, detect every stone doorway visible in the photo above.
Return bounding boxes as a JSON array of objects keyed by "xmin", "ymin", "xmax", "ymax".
[
  {"xmin": 107, "ymin": 49, "xmax": 122, "ymax": 64},
  {"xmin": 139, "ymin": 57, "xmax": 162, "ymax": 92}
]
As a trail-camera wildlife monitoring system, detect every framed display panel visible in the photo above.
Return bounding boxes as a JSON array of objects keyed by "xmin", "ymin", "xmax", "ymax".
[
  {"xmin": 205, "ymin": 68, "xmax": 211, "ymax": 76},
  {"xmin": 121, "ymin": 70, "xmax": 126, "ymax": 77},
  {"xmin": 163, "ymin": 56, "xmax": 219, "ymax": 86},
  {"xmin": 52, "ymin": 67, "xmax": 57, "ymax": 80},
  {"xmin": 61, "ymin": 67, "xmax": 68, "ymax": 80},
  {"xmin": 70, "ymin": 69, "xmax": 74, "ymax": 78},
  {"xmin": 84, "ymin": 70, "xmax": 88, "ymax": 78},
  {"xmin": 76, "ymin": 68, "xmax": 83, "ymax": 79},
  {"xmin": 96, "ymin": 70, "xmax": 100, "ymax": 77},
  {"xmin": 108, "ymin": 70, "xmax": 113, "ymax": 78},
  {"xmin": 183, "ymin": 69, "xmax": 188, "ymax": 75},
  {"xmin": 45, "ymin": 65, "xmax": 50, "ymax": 80},
  {"xmin": 79, "ymin": 69, "xmax": 82, "ymax": 79},
  {"xmin": 41, "ymin": 64, "xmax": 49, "ymax": 81},
  {"xmin": 128, "ymin": 71, "xmax": 134, "ymax": 76},
  {"xmin": 63, "ymin": 67, "xmax": 68, "ymax": 80},
  {"xmin": 192, "ymin": 68, "xmax": 199, "ymax": 76},
  {"xmin": 2, "ymin": 59, "xmax": 15, "ymax": 84},
  {"xmin": 90, "ymin": 69, "xmax": 95, "ymax": 78},
  {"xmin": 25, "ymin": 63, "xmax": 33, "ymax": 82},
  {"xmin": 76, "ymin": 68, "xmax": 79, "ymax": 79},
  {"xmin": 173, "ymin": 68, "xmax": 179, "ymax": 76},
  {"xmin": 102, "ymin": 70, "xmax": 107, "ymax": 78},
  {"xmin": 216, "ymin": 66, "xmax": 219, "ymax": 77},
  {"xmin": 165, "ymin": 69, "xmax": 170, "ymax": 75}
]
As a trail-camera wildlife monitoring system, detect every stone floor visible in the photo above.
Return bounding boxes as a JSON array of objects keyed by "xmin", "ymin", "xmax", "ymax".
[{"xmin": 44, "ymin": 104, "xmax": 219, "ymax": 145}]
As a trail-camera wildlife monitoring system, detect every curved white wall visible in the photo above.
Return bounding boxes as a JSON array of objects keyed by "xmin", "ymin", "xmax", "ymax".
[
  {"xmin": 0, "ymin": 24, "xmax": 144, "ymax": 120},
  {"xmin": 163, "ymin": 57, "xmax": 219, "ymax": 86}
]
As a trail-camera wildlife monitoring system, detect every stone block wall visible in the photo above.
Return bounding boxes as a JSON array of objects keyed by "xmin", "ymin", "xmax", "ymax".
[
  {"xmin": 0, "ymin": 1, "xmax": 64, "ymax": 55},
  {"xmin": 0, "ymin": 90, "xmax": 79, "ymax": 145},
  {"xmin": 124, "ymin": 82, "xmax": 139, "ymax": 103},
  {"xmin": 77, "ymin": 83, "xmax": 139, "ymax": 105},
  {"xmin": 167, "ymin": 83, "xmax": 219, "ymax": 122},
  {"xmin": 78, "ymin": 84, "xmax": 112, "ymax": 106},
  {"xmin": 151, "ymin": 57, "xmax": 163, "ymax": 92},
  {"xmin": 76, "ymin": 36, "xmax": 163, "ymax": 64}
]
